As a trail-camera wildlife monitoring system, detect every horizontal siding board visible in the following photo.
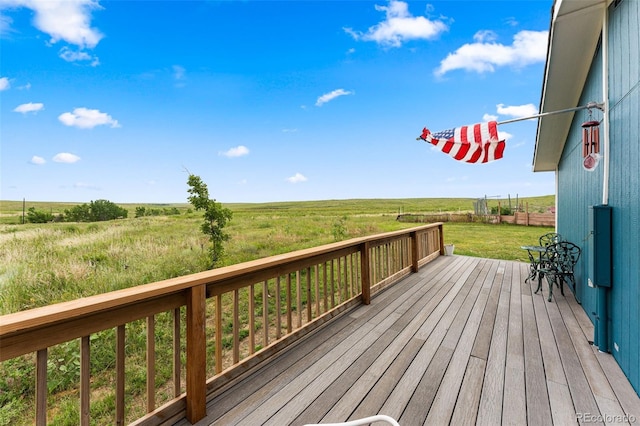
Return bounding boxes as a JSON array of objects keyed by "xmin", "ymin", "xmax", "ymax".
[{"xmin": 557, "ymin": 0, "xmax": 640, "ymax": 395}]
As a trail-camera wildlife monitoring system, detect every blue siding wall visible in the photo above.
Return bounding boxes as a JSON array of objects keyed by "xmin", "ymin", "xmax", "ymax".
[{"xmin": 557, "ymin": 0, "xmax": 640, "ymax": 394}]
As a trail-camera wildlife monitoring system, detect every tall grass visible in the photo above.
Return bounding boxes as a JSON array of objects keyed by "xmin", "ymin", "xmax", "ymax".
[{"xmin": 0, "ymin": 197, "xmax": 554, "ymax": 425}]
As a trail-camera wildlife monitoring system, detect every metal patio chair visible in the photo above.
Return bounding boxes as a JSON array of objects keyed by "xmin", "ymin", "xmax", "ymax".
[
  {"xmin": 523, "ymin": 233, "xmax": 564, "ymax": 283},
  {"xmin": 535, "ymin": 241, "xmax": 581, "ymax": 302},
  {"xmin": 539, "ymin": 232, "xmax": 564, "ymax": 247}
]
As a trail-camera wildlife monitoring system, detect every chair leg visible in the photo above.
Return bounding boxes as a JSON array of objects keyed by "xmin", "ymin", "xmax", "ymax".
[
  {"xmin": 547, "ymin": 274, "xmax": 554, "ymax": 302},
  {"xmin": 559, "ymin": 276, "xmax": 565, "ymax": 296},
  {"xmin": 535, "ymin": 272, "xmax": 543, "ymax": 295}
]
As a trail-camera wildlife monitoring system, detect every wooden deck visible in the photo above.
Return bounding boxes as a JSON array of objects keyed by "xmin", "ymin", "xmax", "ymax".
[{"xmin": 175, "ymin": 255, "xmax": 640, "ymax": 426}]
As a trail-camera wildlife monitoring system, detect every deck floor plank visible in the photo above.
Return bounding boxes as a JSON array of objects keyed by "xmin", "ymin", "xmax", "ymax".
[
  {"xmin": 364, "ymin": 258, "xmax": 484, "ymax": 422},
  {"xmin": 173, "ymin": 255, "xmax": 640, "ymax": 426},
  {"xmin": 476, "ymin": 261, "xmax": 510, "ymax": 426},
  {"xmin": 315, "ymin": 257, "xmax": 475, "ymax": 423},
  {"xmin": 503, "ymin": 262, "xmax": 528, "ymax": 426},
  {"xmin": 522, "ymin": 292, "xmax": 553, "ymax": 426},
  {"xmin": 545, "ymin": 297, "xmax": 603, "ymax": 424},
  {"xmin": 422, "ymin": 260, "xmax": 495, "ymax": 425}
]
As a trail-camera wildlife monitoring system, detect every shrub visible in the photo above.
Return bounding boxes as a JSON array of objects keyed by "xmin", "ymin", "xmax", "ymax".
[
  {"xmin": 65, "ymin": 200, "xmax": 128, "ymax": 222},
  {"xmin": 26, "ymin": 207, "xmax": 54, "ymax": 223}
]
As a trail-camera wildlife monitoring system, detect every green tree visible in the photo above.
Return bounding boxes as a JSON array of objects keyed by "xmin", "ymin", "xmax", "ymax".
[
  {"xmin": 64, "ymin": 203, "xmax": 91, "ymax": 222},
  {"xmin": 64, "ymin": 200, "xmax": 128, "ymax": 222},
  {"xmin": 135, "ymin": 206, "xmax": 147, "ymax": 218},
  {"xmin": 187, "ymin": 174, "xmax": 233, "ymax": 267},
  {"xmin": 26, "ymin": 207, "xmax": 54, "ymax": 223}
]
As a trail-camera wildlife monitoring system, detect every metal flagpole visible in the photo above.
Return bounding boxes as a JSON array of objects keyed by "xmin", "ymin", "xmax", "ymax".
[{"xmin": 496, "ymin": 102, "xmax": 604, "ymax": 125}]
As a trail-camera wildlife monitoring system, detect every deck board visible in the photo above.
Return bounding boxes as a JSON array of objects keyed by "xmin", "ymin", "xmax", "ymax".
[{"xmin": 177, "ymin": 255, "xmax": 640, "ymax": 426}]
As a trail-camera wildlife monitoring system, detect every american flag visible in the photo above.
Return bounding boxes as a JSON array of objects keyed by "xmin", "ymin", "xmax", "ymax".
[{"xmin": 418, "ymin": 121, "xmax": 505, "ymax": 163}]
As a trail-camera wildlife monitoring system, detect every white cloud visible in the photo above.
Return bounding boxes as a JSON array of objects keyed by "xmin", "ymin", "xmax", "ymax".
[
  {"xmin": 1, "ymin": 0, "xmax": 103, "ymax": 49},
  {"xmin": 30, "ymin": 155, "xmax": 46, "ymax": 165},
  {"xmin": 483, "ymin": 113, "xmax": 498, "ymax": 122},
  {"xmin": 496, "ymin": 103, "xmax": 538, "ymax": 118},
  {"xmin": 435, "ymin": 30, "xmax": 548, "ymax": 76},
  {"xmin": 173, "ymin": 65, "xmax": 186, "ymax": 87},
  {"xmin": 53, "ymin": 152, "xmax": 81, "ymax": 163},
  {"xmin": 173, "ymin": 65, "xmax": 185, "ymax": 80},
  {"xmin": 474, "ymin": 30, "xmax": 497, "ymax": 43},
  {"xmin": 220, "ymin": 145, "xmax": 249, "ymax": 158},
  {"xmin": 498, "ymin": 130, "xmax": 513, "ymax": 141},
  {"xmin": 316, "ymin": 89, "xmax": 353, "ymax": 107},
  {"xmin": 14, "ymin": 102, "xmax": 44, "ymax": 113},
  {"xmin": 0, "ymin": 76, "xmax": 9, "ymax": 90},
  {"xmin": 59, "ymin": 46, "xmax": 99, "ymax": 66},
  {"xmin": 58, "ymin": 107, "xmax": 120, "ymax": 129},
  {"xmin": 344, "ymin": 0, "xmax": 447, "ymax": 48},
  {"xmin": 0, "ymin": 13, "xmax": 12, "ymax": 35},
  {"xmin": 286, "ymin": 173, "xmax": 307, "ymax": 184}
]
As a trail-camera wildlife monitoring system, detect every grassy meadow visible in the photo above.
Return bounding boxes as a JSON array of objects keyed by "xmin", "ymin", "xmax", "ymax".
[
  {"xmin": 0, "ymin": 196, "xmax": 555, "ymax": 314},
  {"xmin": 0, "ymin": 196, "xmax": 554, "ymax": 425}
]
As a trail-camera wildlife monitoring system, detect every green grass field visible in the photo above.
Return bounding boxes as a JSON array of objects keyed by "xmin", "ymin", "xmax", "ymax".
[{"xmin": 0, "ymin": 196, "xmax": 554, "ymax": 425}]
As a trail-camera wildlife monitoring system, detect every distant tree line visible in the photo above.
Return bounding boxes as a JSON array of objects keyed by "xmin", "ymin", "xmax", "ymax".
[
  {"xmin": 26, "ymin": 199, "xmax": 129, "ymax": 223},
  {"xmin": 25, "ymin": 200, "xmax": 192, "ymax": 224},
  {"xmin": 134, "ymin": 206, "xmax": 183, "ymax": 217}
]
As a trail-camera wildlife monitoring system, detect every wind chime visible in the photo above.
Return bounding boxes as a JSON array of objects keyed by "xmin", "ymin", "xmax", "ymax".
[{"xmin": 582, "ymin": 108, "xmax": 601, "ymax": 171}]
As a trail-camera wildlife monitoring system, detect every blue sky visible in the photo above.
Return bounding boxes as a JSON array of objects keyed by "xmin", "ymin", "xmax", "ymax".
[{"xmin": 1, "ymin": 0, "xmax": 555, "ymax": 204}]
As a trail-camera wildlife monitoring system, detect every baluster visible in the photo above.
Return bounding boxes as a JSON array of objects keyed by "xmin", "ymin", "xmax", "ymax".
[
  {"xmin": 36, "ymin": 348, "xmax": 47, "ymax": 426},
  {"xmin": 146, "ymin": 315, "xmax": 155, "ymax": 412},
  {"xmin": 215, "ymin": 295, "xmax": 222, "ymax": 374},
  {"xmin": 263, "ymin": 280, "xmax": 269, "ymax": 348},
  {"xmin": 233, "ymin": 289, "xmax": 239, "ymax": 364},
  {"xmin": 286, "ymin": 274, "xmax": 292, "ymax": 334},
  {"xmin": 276, "ymin": 276, "xmax": 282, "ymax": 339},
  {"xmin": 296, "ymin": 271, "xmax": 302, "ymax": 328},
  {"xmin": 80, "ymin": 335, "xmax": 90, "ymax": 425},
  {"xmin": 314, "ymin": 265, "xmax": 320, "ymax": 316},
  {"xmin": 249, "ymin": 284, "xmax": 255, "ymax": 354},
  {"xmin": 306, "ymin": 267, "xmax": 312, "ymax": 322},
  {"xmin": 173, "ymin": 308, "xmax": 181, "ymax": 397},
  {"xmin": 116, "ymin": 325, "xmax": 125, "ymax": 425}
]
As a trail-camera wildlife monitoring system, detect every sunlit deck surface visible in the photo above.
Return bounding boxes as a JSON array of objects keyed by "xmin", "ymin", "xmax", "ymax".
[{"xmin": 176, "ymin": 255, "xmax": 640, "ymax": 426}]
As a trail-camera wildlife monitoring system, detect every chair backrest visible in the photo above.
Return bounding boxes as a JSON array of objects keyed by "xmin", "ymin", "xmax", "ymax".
[
  {"xmin": 539, "ymin": 232, "xmax": 564, "ymax": 247},
  {"xmin": 555, "ymin": 241, "xmax": 581, "ymax": 271}
]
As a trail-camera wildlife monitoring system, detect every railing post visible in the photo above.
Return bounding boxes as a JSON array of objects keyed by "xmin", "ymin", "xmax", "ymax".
[
  {"xmin": 439, "ymin": 224, "xmax": 445, "ymax": 255},
  {"xmin": 360, "ymin": 242, "xmax": 371, "ymax": 305},
  {"xmin": 410, "ymin": 231, "xmax": 419, "ymax": 273},
  {"xmin": 186, "ymin": 284, "xmax": 206, "ymax": 423}
]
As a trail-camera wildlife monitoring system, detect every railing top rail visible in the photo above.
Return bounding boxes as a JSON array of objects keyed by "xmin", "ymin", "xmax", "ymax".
[{"xmin": 0, "ymin": 223, "xmax": 442, "ymax": 338}]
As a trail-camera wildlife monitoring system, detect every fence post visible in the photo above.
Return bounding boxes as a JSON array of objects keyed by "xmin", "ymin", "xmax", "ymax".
[
  {"xmin": 526, "ymin": 202, "xmax": 530, "ymax": 226},
  {"xmin": 497, "ymin": 202, "xmax": 502, "ymax": 224},
  {"xmin": 360, "ymin": 242, "xmax": 371, "ymax": 305},
  {"xmin": 186, "ymin": 284, "xmax": 207, "ymax": 423},
  {"xmin": 410, "ymin": 231, "xmax": 419, "ymax": 273}
]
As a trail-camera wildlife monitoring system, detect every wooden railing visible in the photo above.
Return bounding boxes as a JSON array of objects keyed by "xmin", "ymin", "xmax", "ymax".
[{"xmin": 0, "ymin": 223, "xmax": 443, "ymax": 425}]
